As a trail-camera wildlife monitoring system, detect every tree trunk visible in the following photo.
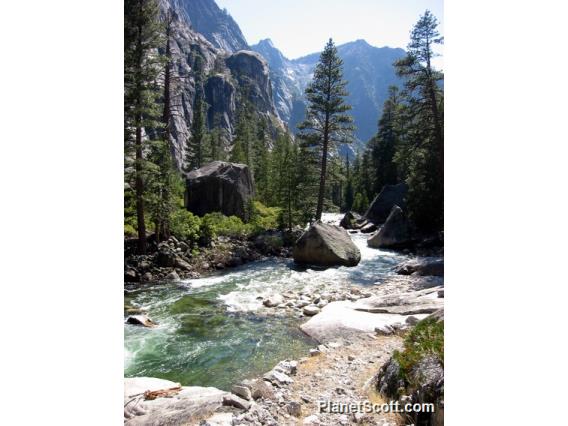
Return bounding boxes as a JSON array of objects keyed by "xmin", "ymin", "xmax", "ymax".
[
  {"xmin": 425, "ymin": 45, "xmax": 443, "ymax": 178},
  {"xmin": 158, "ymin": 18, "xmax": 173, "ymax": 242},
  {"xmin": 163, "ymin": 22, "xmax": 171, "ymax": 145},
  {"xmin": 315, "ymin": 116, "xmax": 330, "ymax": 221},
  {"xmin": 428, "ymin": 81, "xmax": 444, "ymax": 175},
  {"xmin": 135, "ymin": 16, "xmax": 146, "ymax": 255},
  {"xmin": 135, "ymin": 117, "xmax": 146, "ymax": 254}
]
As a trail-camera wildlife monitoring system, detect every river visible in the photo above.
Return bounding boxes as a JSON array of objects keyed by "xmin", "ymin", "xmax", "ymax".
[{"xmin": 124, "ymin": 213, "xmax": 410, "ymax": 391}]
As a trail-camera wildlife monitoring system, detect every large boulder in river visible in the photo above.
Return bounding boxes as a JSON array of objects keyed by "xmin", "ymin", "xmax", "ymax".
[
  {"xmin": 126, "ymin": 315, "xmax": 157, "ymax": 328},
  {"xmin": 293, "ymin": 222, "xmax": 361, "ymax": 267},
  {"xmin": 396, "ymin": 258, "xmax": 444, "ymax": 277},
  {"xmin": 367, "ymin": 205, "xmax": 413, "ymax": 249},
  {"xmin": 365, "ymin": 183, "xmax": 408, "ymax": 224},
  {"xmin": 339, "ymin": 211, "xmax": 364, "ymax": 229},
  {"xmin": 185, "ymin": 161, "xmax": 255, "ymax": 221}
]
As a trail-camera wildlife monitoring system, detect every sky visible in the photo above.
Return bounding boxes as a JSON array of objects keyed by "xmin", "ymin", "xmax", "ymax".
[{"xmin": 215, "ymin": 0, "xmax": 444, "ymax": 60}]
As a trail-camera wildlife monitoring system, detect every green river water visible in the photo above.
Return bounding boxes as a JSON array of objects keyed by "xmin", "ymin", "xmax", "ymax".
[{"xmin": 124, "ymin": 214, "xmax": 409, "ymax": 391}]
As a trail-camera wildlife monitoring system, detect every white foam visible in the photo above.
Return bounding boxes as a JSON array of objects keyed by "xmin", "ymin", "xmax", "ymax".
[{"xmin": 182, "ymin": 274, "xmax": 230, "ymax": 289}]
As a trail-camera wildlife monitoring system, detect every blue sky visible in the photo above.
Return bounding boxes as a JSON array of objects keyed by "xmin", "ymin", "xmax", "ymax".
[{"xmin": 215, "ymin": 0, "xmax": 444, "ymax": 60}]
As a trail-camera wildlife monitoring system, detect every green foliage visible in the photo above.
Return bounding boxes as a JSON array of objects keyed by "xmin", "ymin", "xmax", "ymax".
[
  {"xmin": 230, "ymin": 99, "xmax": 255, "ymax": 165},
  {"xmin": 202, "ymin": 213, "xmax": 250, "ymax": 239},
  {"xmin": 208, "ymin": 127, "xmax": 228, "ymax": 162},
  {"xmin": 146, "ymin": 139, "xmax": 183, "ymax": 241},
  {"xmin": 170, "ymin": 209, "xmax": 202, "ymax": 244},
  {"xmin": 124, "ymin": 0, "xmax": 164, "ymax": 147},
  {"xmin": 348, "ymin": 11, "xmax": 443, "ymax": 232},
  {"xmin": 393, "ymin": 10, "xmax": 444, "ymax": 230},
  {"xmin": 185, "ymin": 53, "xmax": 209, "ymax": 171},
  {"xmin": 252, "ymin": 120, "xmax": 271, "ymax": 202},
  {"xmin": 124, "ymin": 0, "xmax": 166, "ymax": 252},
  {"xmin": 124, "ymin": 223, "xmax": 137, "ymax": 238},
  {"xmin": 298, "ymin": 38, "xmax": 354, "ymax": 220},
  {"xmin": 352, "ymin": 192, "xmax": 369, "ymax": 214},
  {"xmin": 264, "ymin": 134, "xmax": 307, "ymax": 229},
  {"xmin": 393, "ymin": 318, "xmax": 444, "ymax": 385},
  {"xmin": 250, "ymin": 201, "xmax": 281, "ymax": 231}
]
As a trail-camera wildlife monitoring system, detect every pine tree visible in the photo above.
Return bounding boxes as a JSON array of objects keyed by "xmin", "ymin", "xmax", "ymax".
[
  {"xmin": 352, "ymin": 192, "xmax": 369, "ymax": 215},
  {"xmin": 124, "ymin": 0, "xmax": 164, "ymax": 254},
  {"xmin": 394, "ymin": 10, "xmax": 444, "ymax": 230},
  {"xmin": 252, "ymin": 117, "xmax": 270, "ymax": 201},
  {"xmin": 269, "ymin": 133, "xmax": 302, "ymax": 230},
  {"xmin": 184, "ymin": 53, "xmax": 209, "ymax": 171},
  {"xmin": 209, "ymin": 126, "xmax": 227, "ymax": 161},
  {"xmin": 344, "ymin": 153, "xmax": 354, "ymax": 211},
  {"xmin": 147, "ymin": 140, "xmax": 181, "ymax": 242},
  {"xmin": 369, "ymin": 86, "xmax": 402, "ymax": 195},
  {"xmin": 149, "ymin": 10, "xmax": 179, "ymax": 242},
  {"xmin": 295, "ymin": 133, "xmax": 320, "ymax": 224},
  {"xmin": 298, "ymin": 38, "xmax": 354, "ymax": 220},
  {"xmin": 230, "ymin": 100, "xmax": 255, "ymax": 165}
]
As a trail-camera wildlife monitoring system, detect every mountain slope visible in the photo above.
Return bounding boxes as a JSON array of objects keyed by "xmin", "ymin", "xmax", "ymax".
[
  {"xmin": 157, "ymin": 0, "xmax": 281, "ymax": 169},
  {"xmin": 172, "ymin": 0, "xmax": 248, "ymax": 52},
  {"xmin": 252, "ymin": 39, "xmax": 406, "ymax": 144}
]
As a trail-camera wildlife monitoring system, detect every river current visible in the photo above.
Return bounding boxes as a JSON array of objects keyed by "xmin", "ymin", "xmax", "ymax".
[{"xmin": 124, "ymin": 213, "xmax": 409, "ymax": 390}]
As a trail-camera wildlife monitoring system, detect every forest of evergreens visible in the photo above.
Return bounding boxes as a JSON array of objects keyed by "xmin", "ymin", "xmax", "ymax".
[{"xmin": 125, "ymin": 0, "xmax": 443, "ymax": 254}]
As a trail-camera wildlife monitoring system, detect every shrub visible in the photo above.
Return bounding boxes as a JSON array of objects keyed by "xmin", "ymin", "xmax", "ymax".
[
  {"xmin": 250, "ymin": 201, "xmax": 281, "ymax": 231},
  {"xmin": 124, "ymin": 223, "xmax": 137, "ymax": 238},
  {"xmin": 170, "ymin": 209, "xmax": 202, "ymax": 244},
  {"xmin": 393, "ymin": 317, "xmax": 444, "ymax": 384},
  {"xmin": 202, "ymin": 212, "xmax": 251, "ymax": 238}
]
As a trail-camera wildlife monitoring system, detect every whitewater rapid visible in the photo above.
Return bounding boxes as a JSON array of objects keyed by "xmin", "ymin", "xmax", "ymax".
[{"xmin": 124, "ymin": 213, "xmax": 409, "ymax": 389}]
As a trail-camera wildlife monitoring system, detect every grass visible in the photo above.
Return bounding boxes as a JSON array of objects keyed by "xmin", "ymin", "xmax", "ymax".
[{"xmin": 393, "ymin": 317, "xmax": 444, "ymax": 385}]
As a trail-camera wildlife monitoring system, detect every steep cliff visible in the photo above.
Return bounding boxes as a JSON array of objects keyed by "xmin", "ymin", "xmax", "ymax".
[
  {"xmin": 172, "ymin": 0, "xmax": 248, "ymax": 52},
  {"xmin": 225, "ymin": 51, "xmax": 278, "ymax": 117},
  {"xmin": 157, "ymin": 0, "xmax": 282, "ymax": 169}
]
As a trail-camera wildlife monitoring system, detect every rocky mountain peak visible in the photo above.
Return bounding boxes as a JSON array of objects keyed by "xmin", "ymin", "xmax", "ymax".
[
  {"xmin": 251, "ymin": 39, "xmax": 289, "ymax": 71},
  {"xmin": 257, "ymin": 38, "xmax": 275, "ymax": 48},
  {"xmin": 172, "ymin": 0, "xmax": 249, "ymax": 52}
]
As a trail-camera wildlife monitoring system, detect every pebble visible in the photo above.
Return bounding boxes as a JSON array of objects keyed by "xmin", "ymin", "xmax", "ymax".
[
  {"xmin": 286, "ymin": 401, "xmax": 302, "ymax": 417},
  {"xmin": 405, "ymin": 315, "xmax": 419, "ymax": 325},
  {"xmin": 231, "ymin": 384, "xmax": 252, "ymax": 401},
  {"xmin": 303, "ymin": 414, "xmax": 320, "ymax": 425},
  {"xmin": 303, "ymin": 305, "xmax": 320, "ymax": 316},
  {"xmin": 222, "ymin": 394, "xmax": 251, "ymax": 410},
  {"xmin": 375, "ymin": 325, "xmax": 394, "ymax": 335}
]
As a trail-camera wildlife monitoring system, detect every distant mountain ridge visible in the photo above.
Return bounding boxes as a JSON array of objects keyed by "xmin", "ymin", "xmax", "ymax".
[
  {"xmin": 162, "ymin": 0, "xmax": 407, "ymax": 160},
  {"xmin": 252, "ymin": 38, "xmax": 406, "ymax": 144}
]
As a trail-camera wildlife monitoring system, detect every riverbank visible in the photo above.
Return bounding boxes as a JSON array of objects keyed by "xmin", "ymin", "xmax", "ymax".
[
  {"xmin": 124, "ymin": 228, "xmax": 301, "ymax": 285},
  {"xmin": 125, "ymin": 267, "xmax": 444, "ymax": 425},
  {"xmin": 223, "ymin": 272, "xmax": 443, "ymax": 426},
  {"xmin": 124, "ymin": 213, "xmax": 444, "ymax": 425}
]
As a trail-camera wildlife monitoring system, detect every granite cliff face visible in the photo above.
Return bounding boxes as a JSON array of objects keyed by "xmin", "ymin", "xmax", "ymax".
[
  {"xmin": 172, "ymin": 0, "xmax": 248, "ymax": 52},
  {"xmin": 159, "ymin": 0, "xmax": 406, "ymax": 169},
  {"xmin": 157, "ymin": 0, "xmax": 282, "ymax": 169},
  {"xmin": 251, "ymin": 39, "xmax": 308, "ymax": 127},
  {"xmin": 225, "ymin": 51, "xmax": 278, "ymax": 117}
]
